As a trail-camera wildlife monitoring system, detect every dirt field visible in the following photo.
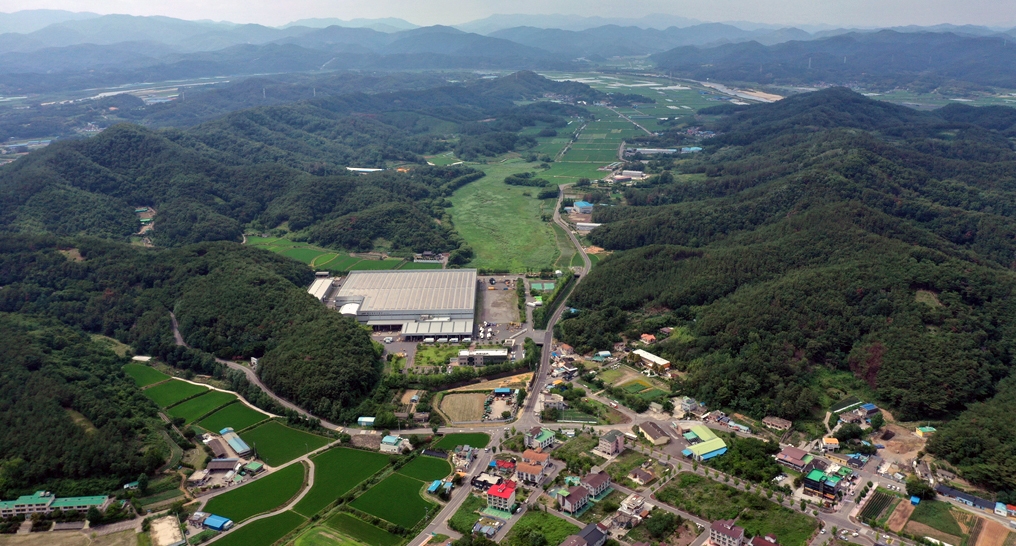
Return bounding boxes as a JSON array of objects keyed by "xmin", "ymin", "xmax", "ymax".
[
  {"xmin": 401, "ymin": 389, "xmax": 421, "ymax": 404},
  {"xmin": 351, "ymin": 432, "xmax": 382, "ymax": 450},
  {"xmin": 974, "ymin": 519, "xmax": 1011, "ymax": 546},
  {"xmin": 0, "ymin": 530, "xmax": 136, "ymax": 546},
  {"xmin": 882, "ymin": 424, "xmax": 926, "ymax": 463},
  {"xmin": 887, "ymin": 501, "xmax": 915, "ymax": 532},
  {"xmin": 481, "ymin": 279, "xmax": 520, "ymax": 324},
  {"xmin": 448, "ymin": 373, "xmax": 532, "ymax": 392},
  {"xmin": 441, "ymin": 393, "xmax": 487, "ymax": 422},
  {"xmin": 905, "ymin": 521, "xmax": 963, "ymax": 545}
]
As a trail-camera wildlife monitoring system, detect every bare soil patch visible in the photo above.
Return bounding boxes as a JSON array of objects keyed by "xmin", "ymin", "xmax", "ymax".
[
  {"xmin": 401, "ymin": 389, "xmax": 421, "ymax": 405},
  {"xmin": 882, "ymin": 424, "xmax": 926, "ymax": 462},
  {"xmin": 58, "ymin": 248, "xmax": 84, "ymax": 262},
  {"xmin": 448, "ymin": 373, "xmax": 532, "ymax": 392},
  {"xmin": 905, "ymin": 521, "xmax": 963, "ymax": 546},
  {"xmin": 975, "ymin": 519, "xmax": 1010, "ymax": 546},
  {"xmin": 585, "ymin": 246, "xmax": 606, "ymax": 254},
  {"xmin": 351, "ymin": 432, "xmax": 382, "ymax": 450},
  {"xmin": 441, "ymin": 393, "xmax": 487, "ymax": 422},
  {"xmin": 887, "ymin": 501, "xmax": 915, "ymax": 532}
]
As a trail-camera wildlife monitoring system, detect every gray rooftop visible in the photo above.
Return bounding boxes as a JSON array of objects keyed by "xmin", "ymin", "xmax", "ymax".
[{"xmin": 336, "ymin": 269, "xmax": 477, "ymax": 313}]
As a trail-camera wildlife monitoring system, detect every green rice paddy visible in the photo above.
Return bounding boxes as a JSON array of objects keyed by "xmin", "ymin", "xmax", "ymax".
[
  {"xmin": 142, "ymin": 379, "xmax": 208, "ymax": 407},
  {"xmin": 123, "ymin": 364, "xmax": 169, "ymax": 387},
  {"xmin": 349, "ymin": 473, "xmax": 436, "ymax": 528},
  {"xmin": 347, "ymin": 258, "xmax": 406, "ymax": 270},
  {"xmin": 197, "ymin": 402, "xmax": 270, "ymax": 433},
  {"xmin": 245, "ymin": 237, "xmax": 406, "ymax": 272},
  {"xmin": 397, "ymin": 456, "xmax": 453, "ymax": 482},
  {"xmin": 203, "ymin": 462, "xmax": 306, "ymax": 522},
  {"xmin": 325, "ymin": 513, "xmax": 404, "ymax": 546},
  {"xmin": 165, "ymin": 390, "xmax": 237, "ymax": 424},
  {"xmin": 433, "ymin": 433, "xmax": 490, "ymax": 450},
  {"xmin": 238, "ymin": 421, "xmax": 330, "ymax": 466},
  {"xmin": 293, "ymin": 447, "xmax": 390, "ymax": 517},
  {"xmin": 212, "ymin": 510, "xmax": 306, "ymax": 546}
]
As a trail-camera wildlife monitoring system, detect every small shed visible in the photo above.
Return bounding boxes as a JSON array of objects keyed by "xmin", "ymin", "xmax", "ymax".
[
  {"xmin": 358, "ymin": 416, "xmax": 375, "ymax": 427},
  {"xmin": 911, "ymin": 496, "xmax": 921, "ymax": 506},
  {"xmin": 203, "ymin": 515, "xmax": 233, "ymax": 531},
  {"xmin": 494, "ymin": 388, "xmax": 512, "ymax": 395}
]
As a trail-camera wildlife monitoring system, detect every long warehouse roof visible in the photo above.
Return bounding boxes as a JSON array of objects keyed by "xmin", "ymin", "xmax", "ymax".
[{"xmin": 336, "ymin": 269, "xmax": 477, "ymax": 313}]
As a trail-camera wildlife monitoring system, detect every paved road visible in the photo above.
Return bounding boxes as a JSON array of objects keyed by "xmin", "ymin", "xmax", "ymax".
[{"xmin": 606, "ymin": 106, "xmax": 653, "ymax": 135}]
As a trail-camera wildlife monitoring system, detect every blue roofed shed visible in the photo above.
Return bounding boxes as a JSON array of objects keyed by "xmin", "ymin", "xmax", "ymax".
[
  {"xmin": 574, "ymin": 201, "xmax": 593, "ymax": 213},
  {"xmin": 494, "ymin": 388, "xmax": 511, "ymax": 395},
  {"xmin": 911, "ymin": 496, "xmax": 921, "ymax": 505},
  {"xmin": 358, "ymin": 416, "xmax": 375, "ymax": 427},
  {"xmin": 860, "ymin": 403, "xmax": 879, "ymax": 415},
  {"xmin": 203, "ymin": 515, "xmax": 233, "ymax": 531},
  {"xmin": 428, "ymin": 480, "xmax": 441, "ymax": 493}
]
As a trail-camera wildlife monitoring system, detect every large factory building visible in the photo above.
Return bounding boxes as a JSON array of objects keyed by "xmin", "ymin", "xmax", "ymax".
[{"xmin": 334, "ymin": 269, "xmax": 477, "ymax": 339}]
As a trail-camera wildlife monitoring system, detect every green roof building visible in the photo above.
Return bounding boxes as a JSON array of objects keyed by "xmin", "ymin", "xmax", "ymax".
[{"xmin": 0, "ymin": 491, "xmax": 108, "ymax": 518}]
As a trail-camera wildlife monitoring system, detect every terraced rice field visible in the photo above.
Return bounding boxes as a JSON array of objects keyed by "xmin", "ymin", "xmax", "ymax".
[
  {"xmin": 143, "ymin": 379, "xmax": 208, "ymax": 407},
  {"xmin": 202, "ymin": 462, "xmax": 306, "ymax": 522},
  {"xmin": 349, "ymin": 473, "xmax": 436, "ymax": 528},
  {"xmin": 293, "ymin": 448, "xmax": 390, "ymax": 517},
  {"xmin": 197, "ymin": 402, "xmax": 270, "ymax": 433},
  {"xmin": 238, "ymin": 421, "xmax": 330, "ymax": 466},
  {"xmin": 123, "ymin": 364, "xmax": 169, "ymax": 387},
  {"xmin": 166, "ymin": 390, "xmax": 237, "ymax": 424}
]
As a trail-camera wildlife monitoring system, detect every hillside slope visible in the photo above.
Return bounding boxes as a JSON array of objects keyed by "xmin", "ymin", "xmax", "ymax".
[{"xmin": 558, "ymin": 89, "xmax": 1016, "ymax": 489}]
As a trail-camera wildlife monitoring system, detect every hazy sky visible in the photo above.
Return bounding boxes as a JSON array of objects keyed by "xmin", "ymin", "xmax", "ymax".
[{"xmin": 0, "ymin": 0, "xmax": 1011, "ymax": 28}]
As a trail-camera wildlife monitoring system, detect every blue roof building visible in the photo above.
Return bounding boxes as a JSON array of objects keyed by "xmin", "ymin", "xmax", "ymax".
[
  {"xmin": 494, "ymin": 388, "xmax": 511, "ymax": 395},
  {"xmin": 203, "ymin": 515, "xmax": 233, "ymax": 531},
  {"xmin": 428, "ymin": 480, "xmax": 442, "ymax": 493},
  {"xmin": 860, "ymin": 403, "xmax": 879, "ymax": 415},
  {"xmin": 357, "ymin": 416, "xmax": 375, "ymax": 427},
  {"xmin": 574, "ymin": 201, "xmax": 593, "ymax": 213},
  {"xmin": 219, "ymin": 428, "xmax": 252, "ymax": 458}
]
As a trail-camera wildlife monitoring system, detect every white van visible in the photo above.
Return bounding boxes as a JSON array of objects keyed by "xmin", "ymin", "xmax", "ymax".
[
  {"xmin": 450, "ymin": 337, "xmax": 460, "ymax": 344},
  {"xmin": 463, "ymin": 337, "xmax": 472, "ymax": 343},
  {"xmin": 423, "ymin": 337, "xmax": 435, "ymax": 344},
  {"xmin": 437, "ymin": 337, "xmax": 449, "ymax": 343}
]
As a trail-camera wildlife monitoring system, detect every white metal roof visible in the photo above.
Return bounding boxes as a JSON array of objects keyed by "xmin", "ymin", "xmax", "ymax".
[
  {"xmin": 335, "ymin": 269, "xmax": 477, "ymax": 313},
  {"xmin": 402, "ymin": 320, "xmax": 474, "ymax": 336},
  {"xmin": 308, "ymin": 277, "xmax": 332, "ymax": 300},
  {"xmin": 633, "ymin": 349, "xmax": 670, "ymax": 366}
]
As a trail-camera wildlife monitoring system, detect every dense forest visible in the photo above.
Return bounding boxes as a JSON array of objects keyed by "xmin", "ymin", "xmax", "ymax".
[
  {"xmin": 0, "ymin": 235, "xmax": 382, "ymax": 453},
  {"xmin": 557, "ymin": 88, "xmax": 1016, "ymax": 490},
  {"xmin": 0, "ymin": 72, "xmax": 602, "ymax": 252}
]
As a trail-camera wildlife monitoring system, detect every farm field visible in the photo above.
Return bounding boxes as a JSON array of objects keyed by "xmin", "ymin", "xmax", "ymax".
[
  {"xmin": 348, "ymin": 258, "xmax": 406, "ymax": 270},
  {"xmin": 859, "ymin": 491, "xmax": 894, "ymax": 521},
  {"xmin": 293, "ymin": 448, "xmax": 390, "ymax": 517},
  {"xmin": 440, "ymin": 393, "xmax": 487, "ymax": 422},
  {"xmin": 198, "ymin": 402, "xmax": 270, "ymax": 433},
  {"xmin": 551, "ymin": 223, "xmax": 576, "ymax": 269},
  {"xmin": 433, "ymin": 432, "xmax": 490, "ymax": 450},
  {"xmin": 885, "ymin": 501, "xmax": 914, "ymax": 532},
  {"xmin": 202, "ymin": 462, "xmax": 306, "ymax": 522},
  {"xmin": 908, "ymin": 500, "xmax": 964, "ymax": 536},
  {"xmin": 143, "ymin": 379, "xmax": 208, "ymax": 407},
  {"xmin": 123, "ymin": 364, "xmax": 169, "ymax": 387},
  {"xmin": 324, "ymin": 513, "xmax": 404, "ymax": 546},
  {"xmin": 397, "ymin": 262, "xmax": 443, "ymax": 270},
  {"xmin": 349, "ymin": 473, "xmax": 436, "ymax": 528},
  {"xmin": 656, "ymin": 473, "xmax": 817, "ymax": 546},
  {"xmin": 212, "ymin": 510, "xmax": 306, "ymax": 546},
  {"xmin": 246, "ymin": 237, "xmax": 407, "ymax": 272},
  {"xmin": 398, "ymin": 456, "xmax": 453, "ymax": 482},
  {"xmin": 166, "ymin": 390, "xmax": 237, "ymax": 424},
  {"xmin": 293, "ymin": 527, "xmax": 359, "ymax": 546},
  {"xmin": 415, "ymin": 345, "xmax": 462, "ymax": 367},
  {"xmin": 239, "ymin": 421, "xmax": 330, "ymax": 466},
  {"xmin": 504, "ymin": 512, "xmax": 579, "ymax": 546},
  {"xmin": 447, "ymin": 159, "xmax": 561, "ymax": 272}
]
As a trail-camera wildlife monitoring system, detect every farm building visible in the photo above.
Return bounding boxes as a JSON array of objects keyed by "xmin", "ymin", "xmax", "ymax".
[
  {"xmin": 632, "ymin": 349, "xmax": 670, "ymax": 372},
  {"xmin": 459, "ymin": 348, "xmax": 508, "ymax": 366},
  {"xmin": 380, "ymin": 435, "xmax": 409, "ymax": 454},
  {"xmin": 576, "ymin": 222, "xmax": 602, "ymax": 232},
  {"xmin": 219, "ymin": 428, "xmax": 252, "ymax": 458},
  {"xmin": 934, "ymin": 485, "xmax": 994, "ymax": 510},
  {"xmin": 334, "ymin": 269, "xmax": 477, "ymax": 338},
  {"xmin": 857, "ymin": 403, "xmax": 879, "ymax": 416},
  {"xmin": 682, "ymin": 425, "xmax": 727, "ymax": 460},
  {"xmin": 598, "ymin": 430, "xmax": 625, "ymax": 456},
  {"xmin": 206, "ymin": 458, "xmax": 240, "ymax": 472},
  {"xmin": 357, "ymin": 416, "xmax": 375, "ymax": 427},
  {"xmin": 638, "ymin": 421, "xmax": 671, "ymax": 446},
  {"xmin": 486, "ymin": 480, "xmax": 516, "ymax": 511},
  {"xmin": 916, "ymin": 426, "xmax": 936, "ymax": 437},
  {"xmin": 573, "ymin": 201, "xmax": 593, "ymax": 214},
  {"xmin": 206, "ymin": 438, "xmax": 228, "ymax": 458},
  {"xmin": 202, "ymin": 515, "xmax": 234, "ymax": 531},
  {"xmin": 0, "ymin": 491, "xmax": 110, "ymax": 518}
]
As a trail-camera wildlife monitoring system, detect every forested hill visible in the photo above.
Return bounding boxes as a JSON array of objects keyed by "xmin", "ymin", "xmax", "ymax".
[
  {"xmin": 558, "ymin": 89, "xmax": 1016, "ymax": 491},
  {"xmin": 0, "ymin": 235, "xmax": 382, "ymax": 496},
  {"xmin": 651, "ymin": 30, "xmax": 1016, "ymax": 89},
  {"xmin": 0, "ymin": 72, "xmax": 605, "ymax": 250}
]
